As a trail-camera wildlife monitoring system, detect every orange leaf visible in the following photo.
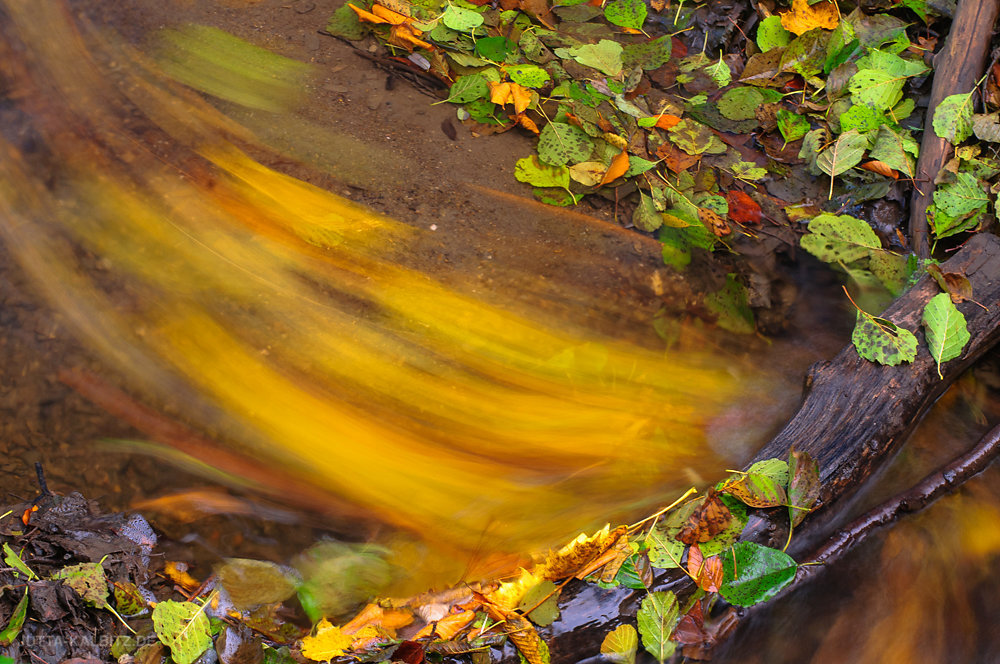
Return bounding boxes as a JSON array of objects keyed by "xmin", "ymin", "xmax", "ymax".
[
  {"xmin": 676, "ymin": 490, "xmax": 733, "ymax": 545},
  {"xmin": 724, "ymin": 190, "xmax": 763, "ymax": 225},
  {"xmin": 859, "ymin": 160, "xmax": 899, "ymax": 179},
  {"xmin": 698, "ymin": 207, "xmax": 731, "ymax": 237},
  {"xmin": 780, "ymin": 0, "xmax": 839, "ymax": 36},
  {"xmin": 489, "ymin": 81, "xmax": 512, "ymax": 106},
  {"xmin": 342, "ymin": 603, "xmax": 414, "ymax": 635},
  {"xmin": 656, "ymin": 141, "xmax": 699, "ymax": 173},
  {"xmin": 621, "ymin": 26, "xmax": 644, "ymax": 34},
  {"xmin": 389, "ymin": 23, "xmax": 434, "ymax": 51},
  {"xmin": 516, "ymin": 114, "xmax": 540, "ymax": 134},
  {"xmin": 347, "ymin": 3, "xmax": 391, "ymax": 24},
  {"xmin": 687, "ymin": 545, "xmax": 723, "ymax": 593},
  {"xmin": 599, "ymin": 150, "xmax": 630, "ymax": 186},
  {"xmin": 413, "ymin": 610, "xmax": 476, "ymax": 640},
  {"xmin": 509, "ymin": 82, "xmax": 532, "ymax": 115},
  {"xmin": 371, "ymin": 4, "xmax": 411, "ymax": 24},
  {"xmin": 655, "ymin": 113, "xmax": 682, "ymax": 130}
]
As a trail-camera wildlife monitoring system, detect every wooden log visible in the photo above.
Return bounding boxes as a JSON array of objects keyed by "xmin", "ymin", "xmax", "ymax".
[
  {"xmin": 513, "ymin": 233, "xmax": 1000, "ymax": 663},
  {"xmin": 908, "ymin": 0, "xmax": 1000, "ymax": 257}
]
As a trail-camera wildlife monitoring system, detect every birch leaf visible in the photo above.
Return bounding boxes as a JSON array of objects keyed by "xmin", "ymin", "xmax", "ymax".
[
  {"xmin": 816, "ymin": 129, "xmax": 867, "ymax": 176},
  {"xmin": 933, "ymin": 91, "xmax": 976, "ymax": 144},
  {"xmin": 852, "ymin": 310, "xmax": 917, "ymax": 365},
  {"xmin": 922, "ymin": 292, "xmax": 970, "ymax": 379},
  {"xmin": 637, "ymin": 591, "xmax": 679, "ymax": 663},
  {"xmin": 600, "ymin": 624, "xmax": 638, "ymax": 664}
]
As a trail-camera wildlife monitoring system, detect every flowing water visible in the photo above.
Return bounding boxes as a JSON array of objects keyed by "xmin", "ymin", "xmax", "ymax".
[{"xmin": 2, "ymin": 0, "xmax": 999, "ymax": 660}]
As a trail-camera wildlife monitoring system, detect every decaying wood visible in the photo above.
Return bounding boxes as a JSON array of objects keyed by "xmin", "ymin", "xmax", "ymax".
[
  {"xmin": 908, "ymin": 0, "xmax": 1000, "ymax": 257},
  {"xmin": 515, "ymin": 233, "xmax": 1000, "ymax": 663}
]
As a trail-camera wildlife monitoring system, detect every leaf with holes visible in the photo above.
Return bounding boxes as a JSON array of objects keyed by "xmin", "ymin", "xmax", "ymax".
[
  {"xmin": 720, "ymin": 542, "xmax": 798, "ymax": 607},
  {"xmin": 816, "ymin": 129, "xmax": 867, "ymax": 176},
  {"xmin": 800, "ymin": 213, "xmax": 881, "ymax": 263},
  {"xmin": 637, "ymin": 591, "xmax": 679, "ymax": 663},
  {"xmin": 600, "ymin": 624, "xmax": 638, "ymax": 664},
  {"xmin": 933, "ymin": 91, "xmax": 976, "ymax": 144},
  {"xmin": 537, "ymin": 122, "xmax": 594, "ymax": 166},
  {"xmin": 922, "ymin": 292, "xmax": 970, "ymax": 379},
  {"xmin": 852, "ymin": 310, "xmax": 917, "ymax": 365},
  {"xmin": 152, "ymin": 601, "xmax": 212, "ymax": 664}
]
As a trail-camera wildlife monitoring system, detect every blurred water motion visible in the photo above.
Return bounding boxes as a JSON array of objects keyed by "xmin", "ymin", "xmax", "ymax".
[{"xmin": 0, "ymin": 0, "xmax": 744, "ymax": 585}]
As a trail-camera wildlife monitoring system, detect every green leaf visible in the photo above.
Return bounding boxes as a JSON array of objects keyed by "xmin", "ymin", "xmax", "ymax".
[
  {"xmin": 516, "ymin": 156, "xmax": 571, "ymax": 188},
  {"xmin": 705, "ymin": 56, "xmax": 733, "ymax": 87},
  {"xmin": 603, "ymin": 0, "xmax": 647, "ymax": 29},
  {"xmin": 554, "ymin": 40, "xmax": 624, "ymax": 76},
  {"xmin": 776, "ymin": 109, "xmax": 810, "ymax": 143},
  {"xmin": 757, "ymin": 15, "xmax": 793, "ymax": 52},
  {"xmin": 3, "ymin": 543, "xmax": 38, "ymax": 580},
  {"xmin": 922, "ymin": 292, "xmax": 970, "ymax": 379},
  {"xmin": 0, "ymin": 589, "xmax": 29, "ymax": 646},
  {"xmin": 746, "ymin": 458, "xmax": 790, "ymax": 487},
  {"xmin": 152, "ymin": 601, "xmax": 213, "ymax": 664},
  {"xmin": 668, "ymin": 119, "xmax": 727, "ymax": 155},
  {"xmin": 622, "ymin": 36, "xmax": 672, "ymax": 71},
  {"xmin": 645, "ymin": 526, "xmax": 685, "ymax": 569},
  {"xmin": 779, "ymin": 29, "xmax": 829, "ymax": 78},
  {"xmin": 517, "ymin": 580, "xmax": 561, "ymax": 626},
  {"xmin": 52, "ymin": 562, "xmax": 110, "ymax": 608},
  {"xmin": 929, "ymin": 204, "xmax": 983, "ymax": 240},
  {"xmin": 633, "ymin": 192, "xmax": 664, "ymax": 232},
  {"xmin": 848, "ymin": 69, "xmax": 904, "ymax": 110},
  {"xmin": 720, "ymin": 542, "xmax": 798, "ymax": 607},
  {"xmin": 852, "ymin": 310, "xmax": 917, "ymax": 365},
  {"xmin": 623, "ymin": 156, "xmax": 658, "ymax": 177},
  {"xmin": 787, "ymin": 449, "xmax": 821, "ymax": 528},
  {"xmin": 933, "ymin": 172, "xmax": 989, "ymax": 217},
  {"xmin": 869, "ymin": 125, "xmax": 918, "ymax": 177},
  {"xmin": 718, "ymin": 87, "xmax": 765, "ymax": 121},
  {"xmin": 114, "ymin": 582, "xmax": 150, "ymax": 617},
  {"xmin": 217, "ymin": 558, "xmax": 297, "ymax": 610},
  {"xmin": 537, "ymin": 122, "xmax": 595, "ymax": 166},
  {"xmin": 704, "ymin": 273, "xmax": 754, "ymax": 334},
  {"xmin": 933, "ymin": 91, "xmax": 976, "ymax": 144},
  {"xmin": 475, "ymin": 35, "xmax": 516, "ymax": 61},
  {"xmin": 839, "ymin": 103, "xmax": 883, "ymax": 134},
  {"xmin": 800, "ymin": 213, "xmax": 881, "ymax": 263},
  {"xmin": 601, "ymin": 624, "xmax": 638, "ymax": 664},
  {"xmin": 507, "ymin": 64, "xmax": 550, "ymax": 88},
  {"xmin": 722, "ymin": 473, "xmax": 788, "ymax": 507},
  {"xmin": 441, "ymin": 4, "xmax": 484, "ymax": 31},
  {"xmin": 326, "ymin": 3, "xmax": 367, "ymax": 40},
  {"xmin": 816, "ymin": 129, "xmax": 867, "ymax": 176},
  {"xmin": 534, "ymin": 187, "xmax": 583, "ymax": 206},
  {"xmin": 444, "ymin": 74, "xmax": 490, "ymax": 104},
  {"xmin": 636, "ymin": 591, "xmax": 679, "ymax": 663}
]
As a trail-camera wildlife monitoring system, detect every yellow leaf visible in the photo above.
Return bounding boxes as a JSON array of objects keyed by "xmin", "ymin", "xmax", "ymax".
[
  {"xmin": 698, "ymin": 207, "xmax": 730, "ymax": 237},
  {"xmin": 603, "ymin": 133, "xmax": 628, "ymax": 150},
  {"xmin": 163, "ymin": 561, "xmax": 200, "ymax": 592},
  {"xmin": 388, "ymin": 23, "xmax": 434, "ymax": 51},
  {"xmin": 780, "ymin": 0, "xmax": 839, "ymax": 35},
  {"xmin": 536, "ymin": 525, "xmax": 627, "ymax": 581},
  {"xmin": 370, "ymin": 3, "xmax": 410, "ymax": 24},
  {"xmin": 489, "ymin": 81, "xmax": 512, "ymax": 106},
  {"xmin": 300, "ymin": 619, "xmax": 353, "ymax": 661},
  {"xmin": 482, "ymin": 600, "xmax": 549, "ymax": 664},
  {"xmin": 517, "ymin": 114, "xmax": 540, "ymax": 134},
  {"xmin": 509, "ymin": 82, "xmax": 533, "ymax": 115},
  {"xmin": 347, "ymin": 3, "xmax": 391, "ymax": 24},
  {"xmin": 569, "ymin": 161, "xmax": 608, "ymax": 187},
  {"xmin": 413, "ymin": 609, "xmax": 476, "ymax": 640},
  {"xmin": 488, "ymin": 568, "xmax": 541, "ymax": 610},
  {"xmin": 599, "ymin": 150, "xmax": 630, "ymax": 186}
]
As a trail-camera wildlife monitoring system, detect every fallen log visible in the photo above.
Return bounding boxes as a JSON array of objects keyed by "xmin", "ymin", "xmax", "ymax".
[{"xmin": 517, "ymin": 232, "xmax": 1000, "ymax": 663}]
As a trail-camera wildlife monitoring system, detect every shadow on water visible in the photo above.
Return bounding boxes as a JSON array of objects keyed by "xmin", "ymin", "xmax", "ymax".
[{"xmin": 2, "ymin": 0, "xmax": 1000, "ymax": 659}]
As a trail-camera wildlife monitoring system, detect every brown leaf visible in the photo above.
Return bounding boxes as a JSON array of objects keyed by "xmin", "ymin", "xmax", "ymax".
[
  {"xmin": 482, "ymin": 601, "xmax": 548, "ymax": 664},
  {"xmin": 686, "ymin": 545, "xmax": 723, "ymax": 593},
  {"xmin": 788, "ymin": 448, "xmax": 821, "ymax": 528},
  {"xmin": 394, "ymin": 641, "xmax": 425, "ymax": 664},
  {"xmin": 519, "ymin": 0, "xmax": 556, "ymax": 29},
  {"xmin": 676, "ymin": 490, "xmax": 733, "ymax": 545},
  {"xmin": 599, "ymin": 150, "xmax": 630, "ymax": 186},
  {"xmin": 656, "ymin": 141, "xmax": 700, "ymax": 173},
  {"xmin": 671, "ymin": 600, "xmax": 708, "ymax": 646},
  {"xmin": 538, "ymin": 525, "xmax": 626, "ymax": 581},
  {"xmin": 926, "ymin": 264, "xmax": 975, "ymax": 305},
  {"xmin": 859, "ymin": 160, "xmax": 899, "ymax": 179},
  {"xmin": 780, "ymin": 0, "xmax": 839, "ymax": 36},
  {"xmin": 698, "ymin": 207, "xmax": 730, "ymax": 237},
  {"xmin": 725, "ymin": 190, "xmax": 763, "ymax": 225}
]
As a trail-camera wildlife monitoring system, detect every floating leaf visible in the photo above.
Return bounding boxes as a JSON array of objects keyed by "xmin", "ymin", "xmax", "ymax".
[
  {"xmin": 722, "ymin": 473, "xmax": 788, "ymax": 507},
  {"xmin": 0, "ymin": 590, "xmax": 29, "ymax": 646},
  {"xmin": 476, "ymin": 35, "xmax": 516, "ymax": 61},
  {"xmin": 933, "ymin": 91, "xmax": 976, "ymax": 144},
  {"xmin": 788, "ymin": 449, "xmax": 820, "ymax": 528},
  {"xmin": 601, "ymin": 624, "xmax": 638, "ymax": 664},
  {"xmin": 816, "ymin": 129, "xmax": 867, "ymax": 177},
  {"xmin": 517, "ymin": 156, "xmax": 571, "ymax": 189},
  {"xmin": 637, "ymin": 591, "xmax": 679, "ymax": 663},
  {"xmin": 725, "ymin": 190, "xmax": 763, "ymax": 224},
  {"xmin": 922, "ymin": 292, "xmax": 970, "ymax": 379},
  {"xmin": 441, "ymin": 4, "xmax": 484, "ymax": 31},
  {"xmin": 517, "ymin": 581, "xmax": 561, "ymax": 626},
  {"xmin": 152, "ymin": 600, "xmax": 213, "ymax": 664},
  {"xmin": 800, "ymin": 213, "xmax": 881, "ymax": 263},
  {"xmin": 720, "ymin": 542, "xmax": 798, "ymax": 607},
  {"xmin": 757, "ymin": 15, "xmax": 793, "ymax": 52},
  {"xmin": 537, "ymin": 122, "xmax": 595, "ymax": 166},
  {"xmin": 326, "ymin": 3, "xmax": 367, "ymax": 40},
  {"xmin": 217, "ymin": 558, "xmax": 297, "ymax": 610},
  {"xmin": 705, "ymin": 273, "xmax": 755, "ymax": 334},
  {"xmin": 781, "ymin": 0, "xmax": 839, "ymax": 36},
  {"xmin": 604, "ymin": 0, "xmax": 647, "ymax": 30},
  {"xmin": 852, "ymin": 310, "xmax": 917, "ymax": 365}
]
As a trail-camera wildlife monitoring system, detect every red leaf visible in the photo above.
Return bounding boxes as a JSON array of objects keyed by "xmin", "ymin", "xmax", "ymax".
[{"xmin": 724, "ymin": 190, "xmax": 763, "ymax": 225}]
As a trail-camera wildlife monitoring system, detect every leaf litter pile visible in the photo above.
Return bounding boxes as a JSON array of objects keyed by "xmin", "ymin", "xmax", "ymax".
[
  {"xmin": 327, "ymin": 0, "xmax": 998, "ymax": 359},
  {"xmin": 0, "ymin": 449, "xmax": 821, "ymax": 664}
]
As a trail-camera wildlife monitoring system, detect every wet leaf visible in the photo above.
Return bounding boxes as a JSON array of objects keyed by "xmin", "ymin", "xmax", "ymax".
[
  {"xmin": 776, "ymin": 109, "xmax": 810, "ymax": 143},
  {"xmin": 604, "ymin": 0, "xmax": 647, "ymax": 30},
  {"xmin": 52, "ymin": 562, "xmax": 110, "ymax": 608},
  {"xmin": 554, "ymin": 40, "xmax": 623, "ymax": 76},
  {"xmin": 517, "ymin": 581, "xmax": 561, "ymax": 626},
  {"xmin": 698, "ymin": 207, "xmax": 730, "ymax": 236},
  {"xmin": 326, "ymin": 3, "xmax": 367, "ymax": 40},
  {"xmin": 637, "ymin": 591, "xmax": 679, "ymax": 663},
  {"xmin": 3, "ymin": 543, "xmax": 38, "ymax": 580},
  {"xmin": 413, "ymin": 609, "xmax": 476, "ymax": 639},
  {"xmin": 779, "ymin": 29, "xmax": 829, "ymax": 78},
  {"xmin": 972, "ymin": 112, "xmax": 1000, "ymax": 142},
  {"xmin": 622, "ymin": 36, "xmax": 672, "ymax": 71},
  {"xmin": 537, "ymin": 122, "xmax": 595, "ymax": 166},
  {"xmin": 634, "ymin": 192, "xmax": 664, "ymax": 232},
  {"xmin": 114, "ymin": 582, "xmax": 150, "ymax": 617},
  {"xmin": 476, "ymin": 35, "xmax": 517, "ymax": 61},
  {"xmin": 816, "ymin": 129, "xmax": 867, "ymax": 177},
  {"xmin": 725, "ymin": 190, "xmax": 763, "ymax": 224},
  {"xmin": 517, "ymin": 156, "xmax": 571, "ymax": 188},
  {"xmin": 926, "ymin": 264, "xmax": 974, "ymax": 304},
  {"xmin": 869, "ymin": 125, "xmax": 918, "ymax": 177},
  {"xmin": 800, "ymin": 213, "xmax": 881, "ymax": 263},
  {"xmin": 483, "ymin": 602, "xmax": 549, "ymax": 664},
  {"xmin": 933, "ymin": 172, "xmax": 989, "ymax": 218},
  {"xmin": 444, "ymin": 74, "xmax": 490, "ymax": 104},
  {"xmin": 781, "ymin": 0, "xmax": 839, "ymax": 36},
  {"xmin": 839, "ymin": 103, "xmax": 883, "ymax": 134},
  {"xmin": 852, "ymin": 310, "xmax": 917, "ymax": 365},
  {"xmin": 668, "ymin": 119, "xmax": 726, "ymax": 155},
  {"xmin": 600, "ymin": 150, "xmax": 630, "ymax": 185},
  {"xmin": 441, "ymin": 4, "xmax": 484, "ymax": 31},
  {"xmin": 933, "ymin": 91, "xmax": 976, "ymax": 144},
  {"xmin": 849, "ymin": 70, "xmax": 905, "ymax": 111},
  {"xmin": 922, "ymin": 292, "xmax": 970, "ymax": 379},
  {"xmin": 675, "ymin": 490, "xmax": 733, "ymax": 545},
  {"xmin": 646, "ymin": 525, "xmax": 685, "ymax": 569},
  {"xmin": 686, "ymin": 546, "xmax": 724, "ymax": 593},
  {"xmin": 537, "ymin": 525, "xmax": 626, "ymax": 581},
  {"xmin": 718, "ymin": 87, "xmax": 765, "ymax": 121},
  {"xmin": 722, "ymin": 473, "xmax": 787, "ymax": 507},
  {"xmin": 704, "ymin": 274, "xmax": 755, "ymax": 334},
  {"xmin": 787, "ymin": 449, "xmax": 820, "ymax": 528},
  {"xmin": 0, "ymin": 589, "xmax": 29, "ymax": 646},
  {"xmin": 217, "ymin": 558, "xmax": 297, "ymax": 610},
  {"xmin": 757, "ymin": 15, "xmax": 793, "ymax": 52},
  {"xmin": 152, "ymin": 600, "xmax": 213, "ymax": 664},
  {"xmin": 507, "ymin": 64, "xmax": 550, "ymax": 88},
  {"xmin": 746, "ymin": 458, "xmax": 789, "ymax": 487},
  {"xmin": 720, "ymin": 542, "xmax": 797, "ymax": 607},
  {"xmin": 600, "ymin": 624, "xmax": 638, "ymax": 664},
  {"xmin": 489, "ymin": 80, "xmax": 533, "ymax": 115}
]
